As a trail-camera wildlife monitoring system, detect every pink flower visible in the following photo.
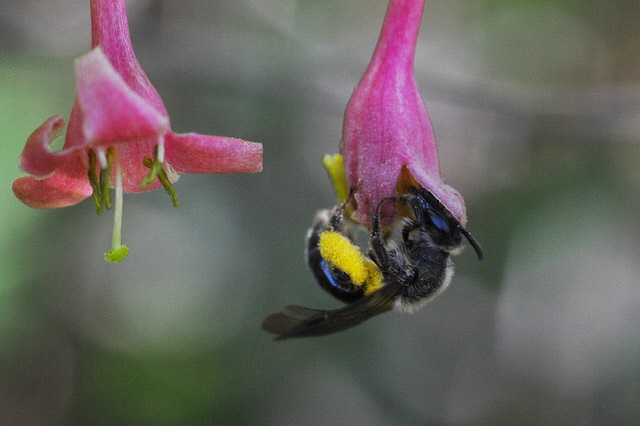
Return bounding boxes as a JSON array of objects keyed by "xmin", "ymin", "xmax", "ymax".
[
  {"xmin": 12, "ymin": 0, "xmax": 262, "ymax": 262},
  {"xmin": 341, "ymin": 0, "xmax": 466, "ymax": 227}
]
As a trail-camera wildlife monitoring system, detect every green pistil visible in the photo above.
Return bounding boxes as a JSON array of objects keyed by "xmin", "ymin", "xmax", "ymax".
[
  {"xmin": 143, "ymin": 146, "xmax": 179, "ymax": 207},
  {"xmin": 88, "ymin": 148, "xmax": 129, "ymax": 262},
  {"xmin": 105, "ymin": 246, "xmax": 129, "ymax": 262},
  {"xmin": 86, "ymin": 144, "xmax": 178, "ymax": 263},
  {"xmin": 104, "ymin": 156, "xmax": 129, "ymax": 263}
]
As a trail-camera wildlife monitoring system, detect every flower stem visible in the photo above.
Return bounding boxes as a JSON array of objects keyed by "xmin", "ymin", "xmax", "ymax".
[{"xmin": 105, "ymin": 153, "xmax": 129, "ymax": 262}]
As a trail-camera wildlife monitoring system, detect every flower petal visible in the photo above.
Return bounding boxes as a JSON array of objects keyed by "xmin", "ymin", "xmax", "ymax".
[
  {"xmin": 405, "ymin": 165, "xmax": 467, "ymax": 226},
  {"xmin": 12, "ymin": 155, "xmax": 92, "ymax": 208},
  {"xmin": 343, "ymin": 55, "xmax": 442, "ymax": 225},
  {"xmin": 90, "ymin": 0, "xmax": 167, "ymax": 114},
  {"xmin": 17, "ymin": 115, "xmax": 75, "ymax": 178},
  {"xmin": 165, "ymin": 132, "xmax": 263, "ymax": 174},
  {"xmin": 76, "ymin": 47, "xmax": 169, "ymax": 146},
  {"xmin": 341, "ymin": 0, "xmax": 467, "ymax": 225},
  {"xmin": 117, "ymin": 135, "xmax": 171, "ymax": 192}
]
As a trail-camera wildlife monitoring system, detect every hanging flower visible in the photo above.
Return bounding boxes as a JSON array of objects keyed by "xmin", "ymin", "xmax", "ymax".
[
  {"xmin": 327, "ymin": 0, "xmax": 466, "ymax": 227},
  {"xmin": 12, "ymin": 0, "xmax": 263, "ymax": 262}
]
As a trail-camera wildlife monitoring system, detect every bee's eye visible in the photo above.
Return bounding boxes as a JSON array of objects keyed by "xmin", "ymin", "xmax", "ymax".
[{"xmin": 427, "ymin": 209, "xmax": 450, "ymax": 234}]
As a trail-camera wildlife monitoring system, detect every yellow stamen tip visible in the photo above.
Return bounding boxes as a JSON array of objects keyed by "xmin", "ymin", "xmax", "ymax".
[{"xmin": 322, "ymin": 154, "xmax": 349, "ymax": 204}]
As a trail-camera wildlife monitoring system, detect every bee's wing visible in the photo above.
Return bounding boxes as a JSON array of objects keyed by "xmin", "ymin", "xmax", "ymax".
[{"xmin": 262, "ymin": 283, "xmax": 404, "ymax": 340}]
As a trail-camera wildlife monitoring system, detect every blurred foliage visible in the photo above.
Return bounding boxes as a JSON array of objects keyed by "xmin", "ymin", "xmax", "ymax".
[
  {"xmin": 0, "ymin": 56, "xmax": 73, "ymax": 295},
  {"xmin": 1, "ymin": 0, "xmax": 640, "ymax": 424}
]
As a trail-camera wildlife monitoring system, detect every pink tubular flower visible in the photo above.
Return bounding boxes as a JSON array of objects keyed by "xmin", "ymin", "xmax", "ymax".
[
  {"xmin": 12, "ymin": 0, "xmax": 263, "ymax": 262},
  {"xmin": 341, "ymin": 0, "xmax": 466, "ymax": 227}
]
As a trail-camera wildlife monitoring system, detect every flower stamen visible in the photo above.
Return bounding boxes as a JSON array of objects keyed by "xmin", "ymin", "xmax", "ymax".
[
  {"xmin": 87, "ymin": 149, "xmax": 104, "ymax": 215},
  {"xmin": 156, "ymin": 165, "xmax": 179, "ymax": 207},
  {"xmin": 100, "ymin": 147, "xmax": 113, "ymax": 210},
  {"xmin": 142, "ymin": 145, "xmax": 179, "ymax": 207},
  {"xmin": 87, "ymin": 147, "xmax": 115, "ymax": 214},
  {"xmin": 156, "ymin": 134, "xmax": 165, "ymax": 163},
  {"xmin": 97, "ymin": 148, "xmax": 109, "ymax": 169},
  {"xmin": 141, "ymin": 145, "xmax": 163, "ymax": 188}
]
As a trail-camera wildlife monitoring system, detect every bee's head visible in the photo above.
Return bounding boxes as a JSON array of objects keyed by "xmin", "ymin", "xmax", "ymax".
[{"xmin": 410, "ymin": 187, "xmax": 483, "ymax": 261}]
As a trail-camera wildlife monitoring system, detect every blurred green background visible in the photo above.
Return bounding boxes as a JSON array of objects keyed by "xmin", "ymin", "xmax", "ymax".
[{"xmin": 1, "ymin": 0, "xmax": 640, "ymax": 423}]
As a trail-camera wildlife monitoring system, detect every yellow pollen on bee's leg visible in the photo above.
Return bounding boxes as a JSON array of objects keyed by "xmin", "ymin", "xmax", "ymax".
[
  {"xmin": 319, "ymin": 230, "xmax": 368, "ymax": 285},
  {"xmin": 363, "ymin": 259, "xmax": 383, "ymax": 294}
]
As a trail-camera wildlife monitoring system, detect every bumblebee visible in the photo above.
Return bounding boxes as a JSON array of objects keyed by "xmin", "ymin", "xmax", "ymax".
[{"xmin": 262, "ymin": 187, "xmax": 483, "ymax": 340}]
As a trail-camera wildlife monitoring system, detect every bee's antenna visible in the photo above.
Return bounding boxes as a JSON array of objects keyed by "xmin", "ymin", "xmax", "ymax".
[{"xmin": 458, "ymin": 226, "xmax": 483, "ymax": 261}]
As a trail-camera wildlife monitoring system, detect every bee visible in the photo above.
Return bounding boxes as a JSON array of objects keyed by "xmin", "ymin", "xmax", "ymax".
[{"xmin": 262, "ymin": 187, "xmax": 483, "ymax": 340}]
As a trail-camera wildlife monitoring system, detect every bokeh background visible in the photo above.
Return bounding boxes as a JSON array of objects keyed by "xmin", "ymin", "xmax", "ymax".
[{"xmin": 2, "ymin": 0, "xmax": 640, "ymax": 423}]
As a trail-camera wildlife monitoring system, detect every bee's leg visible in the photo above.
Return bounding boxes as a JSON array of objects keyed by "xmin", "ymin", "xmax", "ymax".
[
  {"xmin": 395, "ymin": 192, "xmax": 424, "ymax": 243},
  {"xmin": 306, "ymin": 210, "xmax": 364, "ymax": 304},
  {"xmin": 369, "ymin": 197, "xmax": 395, "ymax": 270},
  {"xmin": 327, "ymin": 205, "xmax": 344, "ymax": 230},
  {"xmin": 328, "ymin": 187, "xmax": 356, "ymax": 230}
]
